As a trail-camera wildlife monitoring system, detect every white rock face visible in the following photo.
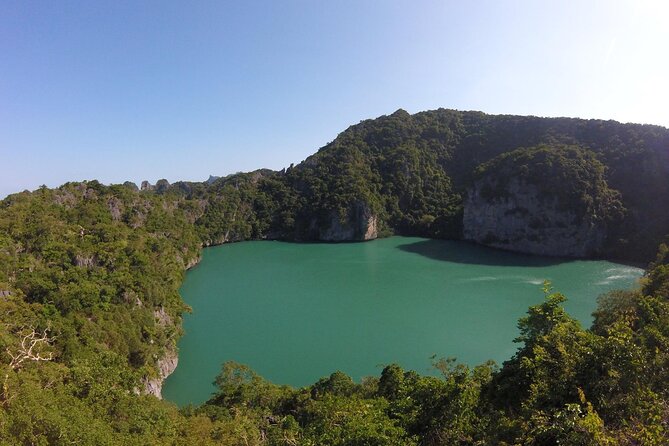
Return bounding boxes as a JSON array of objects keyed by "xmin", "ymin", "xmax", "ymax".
[
  {"xmin": 143, "ymin": 347, "xmax": 179, "ymax": 399},
  {"xmin": 318, "ymin": 201, "xmax": 378, "ymax": 242},
  {"xmin": 463, "ymin": 178, "xmax": 606, "ymax": 257},
  {"xmin": 143, "ymin": 307, "xmax": 180, "ymax": 399},
  {"xmin": 363, "ymin": 214, "xmax": 378, "ymax": 240},
  {"xmin": 185, "ymin": 255, "xmax": 201, "ymax": 270}
]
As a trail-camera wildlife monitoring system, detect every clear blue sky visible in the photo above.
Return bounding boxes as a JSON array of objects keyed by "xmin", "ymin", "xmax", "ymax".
[{"xmin": 1, "ymin": 0, "xmax": 667, "ymax": 198}]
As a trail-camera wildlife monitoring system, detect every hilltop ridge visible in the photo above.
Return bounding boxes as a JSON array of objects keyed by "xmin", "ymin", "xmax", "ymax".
[{"xmin": 142, "ymin": 108, "xmax": 669, "ymax": 262}]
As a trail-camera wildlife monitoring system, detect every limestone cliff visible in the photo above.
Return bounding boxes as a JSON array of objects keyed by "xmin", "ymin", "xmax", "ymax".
[
  {"xmin": 317, "ymin": 201, "xmax": 378, "ymax": 242},
  {"xmin": 185, "ymin": 255, "xmax": 201, "ymax": 270},
  {"xmin": 143, "ymin": 306, "xmax": 180, "ymax": 398},
  {"xmin": 463, "ymin": 145, "xmax": 623, "ymax": 257},
  {"xmin": 142, "ymin": 347, "xmax": 178, "ymax": 399},
  {"xmin": 463, "ymin": 179, "xmax": 607, "ymax": 256}
]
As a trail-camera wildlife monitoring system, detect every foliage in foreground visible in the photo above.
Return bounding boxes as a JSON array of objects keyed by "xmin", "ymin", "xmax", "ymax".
[{"xmin": 187, "ymin": 266, "xmax": 669, "ymax": 446}]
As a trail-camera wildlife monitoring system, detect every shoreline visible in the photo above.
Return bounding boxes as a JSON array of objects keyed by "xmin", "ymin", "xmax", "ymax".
[{"xmin": 163, "ymin": 236, "xmax": 644, "ymax": 401}]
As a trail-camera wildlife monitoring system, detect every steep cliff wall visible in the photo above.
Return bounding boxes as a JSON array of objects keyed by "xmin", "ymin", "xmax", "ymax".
[
  {"xmin": 463, "ymin": 179, "xmax": 606, "ymax": 257},
  {"xmin": 317, "ymin": 201, "xmax": 378, "ymax": 242},
  {"xmin": 463, "ymin": 145, "xmax": 623, "ymax": 257},
  {"xmin": 143, "ymin": 306, "xmax": 181, "ymax": 398},
  {"xmin": 142, "ymin": 347, "xmax": 179, "ymax": 399}
]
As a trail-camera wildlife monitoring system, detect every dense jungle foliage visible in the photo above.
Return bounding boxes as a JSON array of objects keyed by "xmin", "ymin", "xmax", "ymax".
[
  {"xmin": 281, "ymin": 109, "xmax": 669, "ymax": 259},
  {"xmin": 1, "ymin": 109, "xmax": 668, "ymax": 444},
  {"xmin": 471, "ymin": 145, "xmax": 626, "ymax": 249}
]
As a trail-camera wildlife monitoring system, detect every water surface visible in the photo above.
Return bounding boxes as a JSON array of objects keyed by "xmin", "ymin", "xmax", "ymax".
[{"xmin": 163, "ymin": 237, "xmax": 643, "ymax": 406}]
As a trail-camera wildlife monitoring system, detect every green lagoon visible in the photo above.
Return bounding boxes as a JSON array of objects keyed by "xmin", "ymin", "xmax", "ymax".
[{"xmin": 163, "ymin": 237, "xmax": 643, "ymax": 406}]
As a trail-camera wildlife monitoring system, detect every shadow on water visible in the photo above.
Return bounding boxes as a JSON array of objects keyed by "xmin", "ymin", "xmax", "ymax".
[{"xmin": 397, "ymin": 239, "xmax": 570, "ymax": 267}]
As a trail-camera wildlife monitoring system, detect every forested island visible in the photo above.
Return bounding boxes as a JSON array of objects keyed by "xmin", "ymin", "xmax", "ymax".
[{"xmin": 1, "ymin": 108, "xmax": 669, "ymax": 444}]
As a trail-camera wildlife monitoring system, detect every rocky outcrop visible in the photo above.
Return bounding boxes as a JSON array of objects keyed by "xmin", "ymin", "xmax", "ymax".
[
  {"xmin": 202, "ymin": 231, "xmax": 246, "ymax": 247},
  {"xmin": 143, "ymin": 307, "xmax": 179, "ymax": 398},
  {"xmin": 53, "ymin": 190, "xmax": 77, "ymax": 208},
  {"xmin": 155, "ymin": 179, "xmax": 171, "ymax": 193},
  {"xmin": 154, "ymin": 306, "xmax": 172, "ymax": 327},
  {"xmin": 206, "ymin": 175, "xmax": 220, "ymax": 184},
  {"xmin": 74, "ymin": 254, "xmax": 97, "ymax": 268},
  {"xmin": 143, "ymin": 347, "xmax": 178, "ymax": 399},
  {"xmin": 318, "ymin": 201, "xmax": 378, "ymax": 242},
  {"xmin": 185, "ymin": 255, "xmax": 201, "ymax": 270},
  {"xmin": 107, "ymin": 196, "xmax": 123, "ymax": 221},
  {"xmin": 462, "ymin": 145, "xmax": 622, "ymax": 258},
  {"xmin": 463, "ymin": 179, "xmax": 606, "ymax": 257},
  {"xmin": 122, "ymin": 181, "xmax": 139, "ymax": 191}
]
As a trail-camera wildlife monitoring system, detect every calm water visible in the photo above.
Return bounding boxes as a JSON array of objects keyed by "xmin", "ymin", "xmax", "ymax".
[{"xmin": 163, "ymin": 237, "xmax": 643, "ymax": 406}]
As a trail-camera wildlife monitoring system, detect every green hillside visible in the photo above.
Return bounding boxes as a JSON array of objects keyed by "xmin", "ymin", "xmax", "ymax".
[{"xmin": 1, "ymin": 109, "xmax": 669, "ymax": 444}]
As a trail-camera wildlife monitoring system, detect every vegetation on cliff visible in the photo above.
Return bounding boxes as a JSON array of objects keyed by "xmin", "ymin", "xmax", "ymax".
[
  {"xmin": 473, "ymin": 145, "xmax": 623, "ymax": 219},
  {"xmin": 462, "ymin": 145, "xmax": 626, "ymax": 256},
  {"xmin": 275, "ymin": 109, "xmax": 668, "ymax": 260},
  {"xmin": 1, "ymin": 109, "xmax": 668, "ymax": 444}
]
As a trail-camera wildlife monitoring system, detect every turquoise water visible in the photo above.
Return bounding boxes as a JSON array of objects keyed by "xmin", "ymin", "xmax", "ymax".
[{"xmin": 163, "ymin": 237, "xmax": 643, "ymax": 406}]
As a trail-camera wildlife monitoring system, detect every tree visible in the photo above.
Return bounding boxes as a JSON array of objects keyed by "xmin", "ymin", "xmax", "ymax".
[{"xmin": 3, "ymin": 325, "xmax": 54, "ymax": 404}]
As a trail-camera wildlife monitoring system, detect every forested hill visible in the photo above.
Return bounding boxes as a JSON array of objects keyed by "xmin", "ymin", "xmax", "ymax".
[
  {"xmin": 279, "ymin": 109, "xmax": 669, "ymax": 260},
  {"xmin": 8, "ymin": 109, "xmax": 664, "ymax": 262},
  {"xmin": 1, "ymin": 109, "xmax": 669, "ymax": 444}
]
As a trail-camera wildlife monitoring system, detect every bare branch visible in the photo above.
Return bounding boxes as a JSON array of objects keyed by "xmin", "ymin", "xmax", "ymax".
[
  {"xmin": 3, "ymin": 324, "xmax": 55, "ymax": 404},
  {"xmin": 6, "ymin": 325, "xmax": 54, "ymax": 372}
]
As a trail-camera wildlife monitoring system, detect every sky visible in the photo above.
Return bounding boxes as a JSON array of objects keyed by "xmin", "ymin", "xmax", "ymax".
[{"xmin": 1, "ymin": 0, "xmax": 668, "ymax": 198}]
